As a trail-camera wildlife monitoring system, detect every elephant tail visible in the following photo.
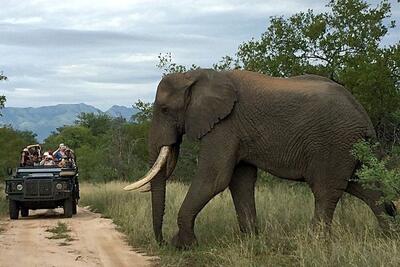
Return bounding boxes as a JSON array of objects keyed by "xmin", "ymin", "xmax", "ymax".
[
  {"xmin": 346, "ymin": 180, "xmax": 397, "ymax": 218},
  {"xmin": 384, "ymin": 201, "xmax": 397, "ymax": 217}
]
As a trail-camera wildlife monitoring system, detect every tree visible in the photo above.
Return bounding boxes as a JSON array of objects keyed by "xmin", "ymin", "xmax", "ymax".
[
  {"xmin": 0, "ymin": 127, "xmax": 36, "ymax": 177},
  {"xmin": 0, "ymin": 71, "xmax": 7, "ymax": 112},
  {"xmin": 132, "ymin": 100, "xmax": 153, "ymax": 123},
  {"xmin": 44, "ymin": 125, "xmax": 94, "ymax": 150},
  {"xmin": 75, "ymin": 112, "xmax": 115, "ymax": 136},
  {"xmin": 156, "ymin": 52, "xmax": 199, "ymax": 76}
]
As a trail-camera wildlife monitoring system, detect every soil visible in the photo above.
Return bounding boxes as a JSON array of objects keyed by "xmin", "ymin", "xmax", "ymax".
[{"xmin": 0, "ymin": 207, "xmax": 157, "ymax": 267}]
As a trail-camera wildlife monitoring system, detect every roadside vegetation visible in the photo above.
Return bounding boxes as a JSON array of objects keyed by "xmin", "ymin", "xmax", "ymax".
[
  {"xmin": 46, "ymin": 221, "xmax": 75, "ymax": 246},
  {"xmin": 0, "ymin": 184, "xmax": 7, "ymax": 217},
  {"xmin": 81, "ymin": 181, "xmax": 400, "ymax": 267}
]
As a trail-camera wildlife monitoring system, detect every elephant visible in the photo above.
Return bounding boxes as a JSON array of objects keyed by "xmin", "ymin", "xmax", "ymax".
[{"xmin": 124, "ymin": 69, "xmax": 396, "ymax": 248}]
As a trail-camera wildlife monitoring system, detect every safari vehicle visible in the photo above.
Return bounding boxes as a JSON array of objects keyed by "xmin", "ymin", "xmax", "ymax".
[{"xmin": 4, "ymin": 145, "xmax": 79, "ymax": 219}]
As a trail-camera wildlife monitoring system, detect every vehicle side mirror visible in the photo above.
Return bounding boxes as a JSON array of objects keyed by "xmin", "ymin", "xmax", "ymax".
[{"xmin": 7, "ymin": 167, "xmax": 13, "ymax": 176}]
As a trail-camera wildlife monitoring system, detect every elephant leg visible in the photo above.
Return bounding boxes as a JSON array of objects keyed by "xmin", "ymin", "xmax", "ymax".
[
  {"xmin": 307, "ymin": 154, "xmax": 356, "ymax": 231},
  {"xmin": 229, "ymin": 162, "xmax": 258, "ymax": 234},
  {"xmin": 171, "ymin": 135, "xmax": 239, "ymax": 249},
  {"xmin": 309, "ymin": 173, "xmax": 348, "ymax": 230},
  {"xmin": 345, "ymin": 181, "xmax": 396, "ymax": 231},
  {"xmin": 311, "ymin": 186, "xmax": 345, "ymax": 231}
]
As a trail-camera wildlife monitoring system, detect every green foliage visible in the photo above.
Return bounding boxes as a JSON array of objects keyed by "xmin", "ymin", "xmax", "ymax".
[
  {"xmin": 0, "ymin": 96, "xmax": 4, "ymax": 111},
  {"xmin": 0, "ymin": 71, "xmax": 7, "ymax": 113},
  {"xmin": 0, "ymin": 72, "xmax": 6, "ymax": 81},
  {"xmin": 44, "ymin": 125, "xmax": 94, "ymax": 150},
  {"xmin": 212, "ymin": 55, "xmax": 241, "ymax": 71},
  {"xmin": 75, "ymin": 112, "xmax": 114, "ymax": 136},
  {"xmin": 0, "ymin": 127, "xmax": 37, "ymax": 177},
  {"xmin": 237, "ymin": 0, "xmax": 395, "ymax": 77},
  {"xmin": 352, "ymin": 140, "xmax": 400, "ymax": 202},
  {"xmin": 157, "ymin": 52, "xmax": 200, "ymax": 76},
  {"xmin": 172, "ymin": 136, "xmax": 199, "ymax": 182},
  {"xmin": 131, "ymin": 100, "xmax": 153, "ymax": 123}
]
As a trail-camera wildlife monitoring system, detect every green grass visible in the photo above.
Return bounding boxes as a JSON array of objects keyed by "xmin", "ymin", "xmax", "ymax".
[
  {"xmin": 80, "ymin": 181, "xmax": 400, "ymax": 267},
  {"xmin": 46, "ymin": 221, "xmax": 75, "ymax": 245}
]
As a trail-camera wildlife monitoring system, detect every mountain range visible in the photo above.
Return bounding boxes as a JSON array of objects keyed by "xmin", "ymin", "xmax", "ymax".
[{"xmin": 0, "ymin": 103, "xmax": 138, "ymax": 142}]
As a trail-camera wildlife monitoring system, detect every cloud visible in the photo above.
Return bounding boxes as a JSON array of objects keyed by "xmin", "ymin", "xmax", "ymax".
[{"xmin": 0, "ymin": 0, "xmax": 398, "ymax": 110}]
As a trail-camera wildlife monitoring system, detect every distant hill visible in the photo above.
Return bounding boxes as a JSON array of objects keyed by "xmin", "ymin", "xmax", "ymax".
[
  {"xmin": 106, "ymin": 105, "xmax": 138, "ymax": 119},
  {"xmin": 0, "ymin": 103, "xmax": 138, "ymax": 142}
]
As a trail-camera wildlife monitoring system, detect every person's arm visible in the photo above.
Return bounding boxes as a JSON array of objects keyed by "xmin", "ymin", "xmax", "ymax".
[{"xmin": 20, "ymin": 153, "xmax": 25, "ymax": 166}]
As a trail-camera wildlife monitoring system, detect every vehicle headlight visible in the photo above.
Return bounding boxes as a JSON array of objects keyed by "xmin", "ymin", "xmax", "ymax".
[
  {"xmin": 56, "ymin": 183, "xmax": 63, "ymax": 190},
  {"xmin": 16, "ymin": 184, "xmax": 23, "ymax": 191}
]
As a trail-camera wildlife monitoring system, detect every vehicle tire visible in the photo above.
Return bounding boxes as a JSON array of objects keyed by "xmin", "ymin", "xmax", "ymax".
[
  {"xmin": 21, "ymin": 207, "xmax": 29, "ymax": 217},
  {"xmin": 9, "ymin": 200, "xmax": 19, "ymax": 220},
  {"xmin": 63, "ymin": 198, "xmax": 73, "ymax": 218},
  {"xmin": 72, "ymin": 199, "xmax": 77, "ymax": 215}
]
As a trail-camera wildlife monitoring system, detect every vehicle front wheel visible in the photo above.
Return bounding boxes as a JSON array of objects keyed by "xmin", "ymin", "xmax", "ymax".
[
  {"xmin": 63, "ymin": 198, "xmax": 73, "ymax": 218},
  {"xmin": 9, "ymin": 200, "xmax": 19, "ymax": 220},
  {"xmin": 72, "ymin": 199, "xmax": 77, "ymax": 215},
  {"xmin": 21, "ymin": 207, "xmax": 29, "ymax": 217}
]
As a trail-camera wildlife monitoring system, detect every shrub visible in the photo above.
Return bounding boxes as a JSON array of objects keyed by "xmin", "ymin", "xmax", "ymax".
[{"xmin": 352, "ymin": 140, "xmax": 400, "ymax": 202}]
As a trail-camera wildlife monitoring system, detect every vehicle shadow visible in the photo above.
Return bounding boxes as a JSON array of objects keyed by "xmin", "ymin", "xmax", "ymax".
[{"xmin": 20, "ymin": 208, "xmax": 86, "ymax": 220}]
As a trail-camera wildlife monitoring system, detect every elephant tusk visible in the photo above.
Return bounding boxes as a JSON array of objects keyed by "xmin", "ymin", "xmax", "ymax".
[
  {"xmin": 138, "ymin": 183, "xmax": 151, "ymax": 193},
  {"xmin": 123, "ymin": 146, "xmax": 171, "ymax": 191}
]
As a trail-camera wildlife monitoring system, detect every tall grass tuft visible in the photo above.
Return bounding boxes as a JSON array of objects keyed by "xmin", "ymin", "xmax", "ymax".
[
  {"xmin": 0, "ymin": 185, "xmax": 7, "ymax": 217},
  {"xmin": 80, "ymin": 181, "xmax": 400, "ymax": 266}
]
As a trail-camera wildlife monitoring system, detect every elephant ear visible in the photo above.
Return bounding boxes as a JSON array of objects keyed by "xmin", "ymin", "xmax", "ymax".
[{"xmin": 184, "ymin": 69, "xmax": 237, "ymax": 140}]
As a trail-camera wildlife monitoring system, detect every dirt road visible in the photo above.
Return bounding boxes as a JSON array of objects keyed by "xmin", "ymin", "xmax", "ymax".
[{"xmin": 0, "ymin": 207, "xmax": 156, "ymax": 267}]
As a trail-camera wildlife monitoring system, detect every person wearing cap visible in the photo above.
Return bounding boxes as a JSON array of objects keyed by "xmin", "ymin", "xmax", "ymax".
[{"xmin": 40, "ymin": 152, "xmax": 50, "ymax": 165}]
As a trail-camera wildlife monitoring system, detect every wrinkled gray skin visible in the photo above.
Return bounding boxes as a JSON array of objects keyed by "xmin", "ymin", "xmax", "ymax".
[{"xmin": 148, "ymin": 69, "xmax": 395, "ymax": 249}]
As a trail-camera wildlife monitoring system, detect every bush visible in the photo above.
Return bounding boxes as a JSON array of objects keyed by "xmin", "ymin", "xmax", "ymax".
[
  {"xmin": 0, "ymin": 127, "xmax": 37, "ymax": 178},
  {"xmin": 352, "ymin": 140, "xmax": 400, "ymax": 202}
]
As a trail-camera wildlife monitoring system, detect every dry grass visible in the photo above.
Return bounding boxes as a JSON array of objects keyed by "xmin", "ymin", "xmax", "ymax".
[
  {"xmin": 80, "ymin": 181, "xmax": 400, "ymax": 267},
  {"xmin": 0, "ymin": 184, "xmax": 7, "ymax": 217}
]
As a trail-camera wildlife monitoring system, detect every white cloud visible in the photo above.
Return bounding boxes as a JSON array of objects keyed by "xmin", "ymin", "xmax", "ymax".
[
  {"xmin": 0, "ymin": 0, "xmax": 398, "ymax": 110},
  {"xmin": 0, "ymin": 16, "xmax": 43, "ymax": 24}
]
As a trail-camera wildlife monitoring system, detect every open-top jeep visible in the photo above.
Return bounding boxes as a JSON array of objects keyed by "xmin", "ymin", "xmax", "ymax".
[{"xmin": 4, "ymin": 145, "xmax": 79, "ymax": 219}]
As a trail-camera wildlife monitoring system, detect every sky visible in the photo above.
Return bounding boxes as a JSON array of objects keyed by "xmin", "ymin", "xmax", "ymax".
[{"xmin": 0, "ymin": 0, "xmax": 399, "ymax": 111}]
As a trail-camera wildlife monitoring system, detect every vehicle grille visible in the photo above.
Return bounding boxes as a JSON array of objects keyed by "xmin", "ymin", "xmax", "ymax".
[{"xmin": 25, "ymin": 179, "xmax": 53, "ymax": 197}]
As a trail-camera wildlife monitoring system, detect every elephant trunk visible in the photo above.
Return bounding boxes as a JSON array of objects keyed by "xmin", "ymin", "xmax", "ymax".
[
  {"xmin": 150, "ymin": 145, "xmax": 179, "ymax": 244},
  {"xmin": 124, "ymin": 144, "xmax": 179, "ymax": 244}
]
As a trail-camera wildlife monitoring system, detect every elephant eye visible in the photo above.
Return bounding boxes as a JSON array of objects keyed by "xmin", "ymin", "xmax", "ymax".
[{"xmin": 161, "ymin": 106, "xmax": 168, "ymax": 114}]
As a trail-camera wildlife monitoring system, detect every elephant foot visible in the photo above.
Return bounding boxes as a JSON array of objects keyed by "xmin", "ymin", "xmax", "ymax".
[
  {"xmin": 156, "ymin": 238, "xmax": 167, "ymax": 247},
  {"xmin": 239, "ymin": 224, "xmax": 259, "ymax": 235},
  {"xmin": 309, "ymin": 220, "xmax": 332, "ymax": 240},
  {"xmin": 171, "ymin": 232, "xmax": 197, "ymax": 249}
]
